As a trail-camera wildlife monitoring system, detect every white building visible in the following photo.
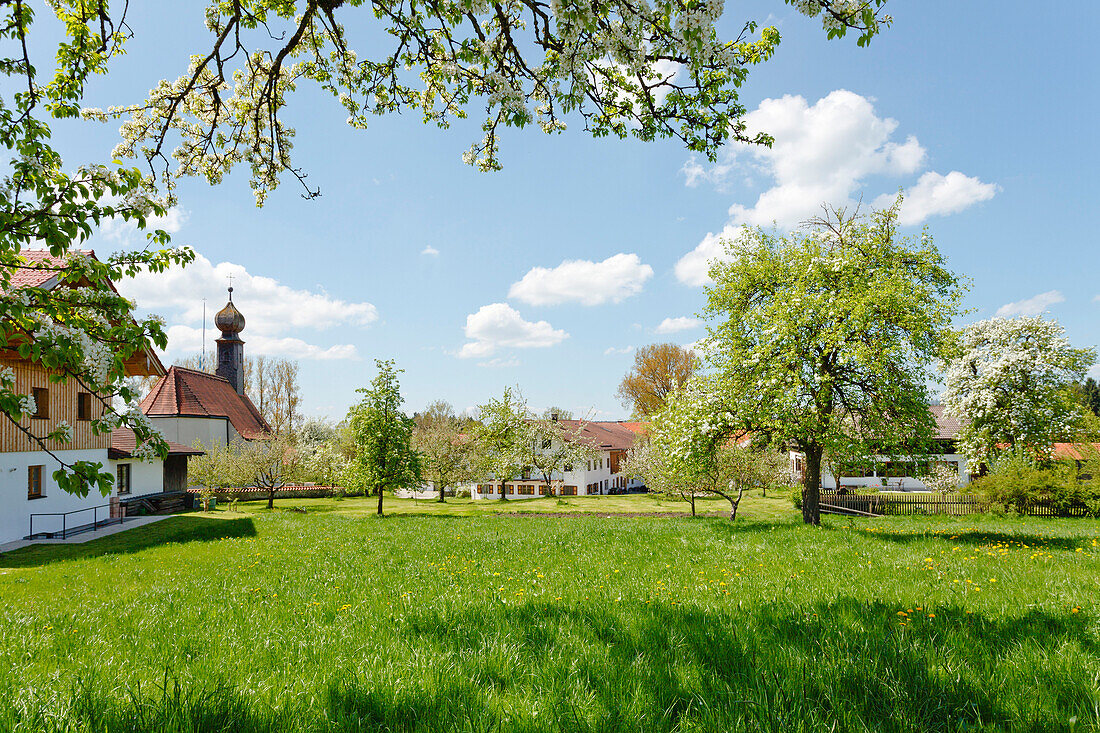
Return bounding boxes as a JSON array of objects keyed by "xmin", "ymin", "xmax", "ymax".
[
  {"xmin": 473, "ymin": 420, "xmax": 647, "ymax": 499},
  {"xmin": 1, "ymin": 251, "xmax": 203, "ymax": 544},
  {"xmin": 790, "ymin": 406, "xmax": 971, "ymax": 491}
]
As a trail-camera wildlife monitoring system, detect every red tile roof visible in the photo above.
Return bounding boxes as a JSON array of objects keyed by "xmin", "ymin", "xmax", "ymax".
[
  {"xmin": 555, "ymin": 420, "xmax": 643, "ymax": 451},
  {"xmin": 109, "ymin": 427, "xmax": 204, "ymax": 459},
  {"xmin": 929, "ymin": 405, "xmax": 964, "ymax": 440},
  {"xmin": 3, "ymin": 249, "xmax": 94, "ymax": 290},
  {"xmin": 139, "ymin": 366, "xmax": 271, "ymax": 440},
  {"xmin": 1052, "ymin": 443, "xmax": 1100, "ymax": 461}
]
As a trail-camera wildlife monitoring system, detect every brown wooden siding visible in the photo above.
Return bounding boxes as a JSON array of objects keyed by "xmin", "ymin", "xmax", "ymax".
[{"xmin": 0, "ymin": 358, "xmax": 108, "ymax": 453}]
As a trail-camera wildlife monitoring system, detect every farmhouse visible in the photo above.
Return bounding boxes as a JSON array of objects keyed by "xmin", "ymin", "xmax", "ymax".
[
  {"xmin": 139, "ymin": 288, "xmax": 270, "ymax": 447},
  {"xmin": 790, "ymin": 405, "xmax": 971, "ymax": 491},
  {"xmin": 0, "ymin": 250, "xmax": 203, "ymax": 544},
  {"xmin": 474, "ymin": 419, "xmax": 647, "ymax": 498}
]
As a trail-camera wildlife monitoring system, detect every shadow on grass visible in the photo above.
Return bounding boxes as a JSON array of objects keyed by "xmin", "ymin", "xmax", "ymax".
[
  {"xmin": 837, "ymin": 526, "xmax": 1089, "ymax": 552},
  {"xmin": 11, "ymin": 596, "xmax": 1096, "ymax": 732},
  {"xmin": 0, "ymin": 515, "xmax": 256, "ymax": 568}
]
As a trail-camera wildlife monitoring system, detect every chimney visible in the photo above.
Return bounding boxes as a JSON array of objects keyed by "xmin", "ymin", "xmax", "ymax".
[{"xmin": 214, "ymin": 287, "xmax": 246, "ymax": 395}]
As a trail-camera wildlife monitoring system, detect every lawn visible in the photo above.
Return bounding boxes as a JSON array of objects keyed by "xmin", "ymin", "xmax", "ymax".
[{"xmin": 1, "ymin": 494, "xmax": 1098, "ymax": 732}]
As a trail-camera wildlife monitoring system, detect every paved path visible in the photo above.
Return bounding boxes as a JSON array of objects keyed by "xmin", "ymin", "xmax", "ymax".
[{"xmin": 0, "ymin": 515, "xmax": 171, "ymax": 553}]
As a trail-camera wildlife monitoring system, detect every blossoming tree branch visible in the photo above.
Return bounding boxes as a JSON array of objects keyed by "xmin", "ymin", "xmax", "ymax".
[{"xmin": 85, "ymin": 0, "xmax": 890, "ymax": 203}]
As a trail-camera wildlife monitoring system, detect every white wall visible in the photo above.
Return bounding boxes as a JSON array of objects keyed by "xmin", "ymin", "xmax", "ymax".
[
  {"xmin": 790, "ymin": 451, "xmax": 971, "ymax": 491},
  {"xmin": 149, "ymin": 416, "xmax": 238, "ymax": 448},
  {"xmin": 471, "ymin": 448, "xmax": 644, "ymax": 499},
  {"xmin": 1, "ymin": 449, "xmax": 115, "ymax": 543},
  {"xmin": 107, "ymin": 457, "xmax": 164, "ymax": 497}
]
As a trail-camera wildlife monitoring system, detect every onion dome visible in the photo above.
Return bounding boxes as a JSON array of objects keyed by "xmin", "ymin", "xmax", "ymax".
[{"xmin": 214, "ymin": 287, "xmax": 245, "ymax": 337}]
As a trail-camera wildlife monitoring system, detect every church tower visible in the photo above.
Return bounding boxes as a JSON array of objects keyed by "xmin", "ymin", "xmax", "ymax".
[{"xmin": 214, "ymin": 287, "xmax": 246, "ymax": 395}]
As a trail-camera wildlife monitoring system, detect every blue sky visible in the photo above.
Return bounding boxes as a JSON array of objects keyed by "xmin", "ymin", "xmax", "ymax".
[{"xmin": 38, "ymin": 0, "xmax": 1100, "ymax": 421}]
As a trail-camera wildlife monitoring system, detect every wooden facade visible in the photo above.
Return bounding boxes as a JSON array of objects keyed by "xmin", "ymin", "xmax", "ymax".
[{"xmin": 0, "ymin": 358, "xmax": 108, "ymax": 453}]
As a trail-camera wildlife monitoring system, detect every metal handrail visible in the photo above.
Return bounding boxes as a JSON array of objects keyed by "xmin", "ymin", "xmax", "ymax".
[{"xmin": 28, "ymin": 503, "xmax": 122, "ymax": 540}]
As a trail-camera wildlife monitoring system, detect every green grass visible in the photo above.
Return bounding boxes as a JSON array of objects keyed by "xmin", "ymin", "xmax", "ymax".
[
  {"xmin": 229, "ymin": 490, "xmax": 794, "ymax": 521},
  {"xmin": 1, "ymin": 494, "xmax": 1099, "ymax": 732}
]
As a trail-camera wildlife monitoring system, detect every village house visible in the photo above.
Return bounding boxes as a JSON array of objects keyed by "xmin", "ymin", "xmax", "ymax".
[
  {"xmin": 1, "ymin": 251, "xmax": 202, "ymax": 544},
  {"xmin": 473, "ymin": 419, "xmax": 648, "ymax": 499},
  {"xmin": 789, "ymin": 405, "xmax": 971, "ymax": 491}
]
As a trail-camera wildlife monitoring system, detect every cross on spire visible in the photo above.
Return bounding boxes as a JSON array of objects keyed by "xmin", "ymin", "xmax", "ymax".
[{"xmin": 227, "ymin": 273, "xmax": 235, "ymax": 298}]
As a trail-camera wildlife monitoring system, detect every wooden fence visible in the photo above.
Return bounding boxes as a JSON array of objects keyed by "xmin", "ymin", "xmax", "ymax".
[{"xmin": 820, "ymin": 491, "xmax": 1093, "ymax": 518}]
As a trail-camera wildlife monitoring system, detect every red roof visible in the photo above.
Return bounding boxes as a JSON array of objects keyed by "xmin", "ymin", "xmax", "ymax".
[
  {"xmin": 929, "ymin": 405, "xmax": 965, "ymax": 440},
  {"xmin": 3, "ymin": 249, "xmax": 84, "ymax": 290},
  {"xmin": 109, "ymin": 428, "xmax": 204, "ymax": 459},
  {"xmin": 1052, "ymin": 443, "xmax": 1100, "ymax": 461},
  {"xmin": 140, "ymin": 366, "xmax": 271, "ymax": 440},
  {"xmin": 555, "ymin": 420, "xmax": 642, "ymax": 451}
]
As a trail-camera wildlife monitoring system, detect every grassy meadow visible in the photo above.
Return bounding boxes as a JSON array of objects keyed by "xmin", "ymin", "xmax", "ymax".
[{"xmin": 1, "ymin": 494, "xmax": 1098, "ymax": 732}]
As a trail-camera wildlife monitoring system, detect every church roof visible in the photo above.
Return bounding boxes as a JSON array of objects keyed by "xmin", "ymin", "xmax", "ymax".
[
  {"xmin": 139, "ymin": 366, "xmax": 271, "ymax": 440},
  {"xmin": 109, "ymin": 428, "xmax": 205, "ymax": 459}
]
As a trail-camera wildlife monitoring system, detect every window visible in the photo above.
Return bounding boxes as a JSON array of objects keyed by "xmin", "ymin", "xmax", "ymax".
[
  {"xmin": 77, "ymin": 392, "xmax": 92, "ymax": 421},
  {"xmin": 561, "ymin": 485, "xmax": 577, "ymax": 496},
  {"xmin": 116, "ymin": 464, "xmax": 131, "ymax": 495},
  {"xmin": 31, "ymin": 387, "xmax": 48, "ymax": 419},
  {"xmin": 27, "ymin": 466, "xmax": 43, "ymax": 499},
  {"xmin": 587, "ymin": 461, "xmax": 592, "ymax": 471}
]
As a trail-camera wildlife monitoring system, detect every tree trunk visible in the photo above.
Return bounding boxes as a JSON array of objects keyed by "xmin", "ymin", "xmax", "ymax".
[
  {"xmin": 803, "ymin": 446, "xmax": 823, "ymax": 525},
  {"xmin": 267, "ymin": 487, "xmax": 274, "ymax": 510},
  {"xmin": 729, "ymin": 482, "xmax": 745, "ymax": 520},
  {"xmin": 376, "ymin": 483, "xmax": 384, "ymax": 516},
  {"xmin": 498, "ymin": 480, "xmax": 508, "ymax": 501},
  {"xmin": 437, "ymin": 482, "xmax": 446, "ymax": 503}
]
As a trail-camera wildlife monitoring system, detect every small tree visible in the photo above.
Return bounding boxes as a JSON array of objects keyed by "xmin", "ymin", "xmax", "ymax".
[
  {"xmin": 624, "ymin": 433, "xmax": 707, "ymax": 516},
  {"xmin": 525, "ymin": 416, "xmax": 597, "ymax": 497},
  {"xmin": 651, "ymin": 380, "xmax": 788, "ymax": 520},
  {"xmin": 471, "ymin": 387, "xmax": 530, "ymax": 500},
  {"xmin": 919, "ymin": 462, "xmax": 961, "ymax": 494},
  {"xmin": 942, "ymin": 316, "xmax": 1095, "ymax": 467},
  {"xmin": 413, "ymin": 400, "xmax": 475, "ymax": 503},
  {"xmin": 242, "ymin": 436, "xmax": 306, "ymax": 510},
  {"xmin": 346, "ymin": 360, "xmax": 421, "ymax": 516}
]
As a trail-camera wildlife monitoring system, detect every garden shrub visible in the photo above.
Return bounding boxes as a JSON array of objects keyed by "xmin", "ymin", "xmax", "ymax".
[{"xmin": 971, "ymin": 447, "xmax": 1100, "ymax": 516}]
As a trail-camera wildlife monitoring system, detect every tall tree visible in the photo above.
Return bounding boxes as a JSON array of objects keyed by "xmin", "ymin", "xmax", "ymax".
[
  {"xmin": 617, "ymin": 343, "xmax": 699, "ymax": 417},
  {"xmin": 346, "ymin": 360, "xmax": 421, "ymax": 516},
  {"xmin": 1080, "ymin": 378, "xmax": 1100, "ymax": 418},
  {"xmin": 86, "ymin": 2, "xmax": 889, "ymax": 203},
  {"xmin": 942, "ymin": 316, "xmax": 1095, "ymax": 466},
  {"xmin": 413, "ymin": 400, "xmax": 475, "ymax": 503},
  {"xmin": 702, "ymin": 202, "xmax": 963, "ymax": 525},
  {"xmin": 472, "ymin": 387, "xmax": 530, "ymax": 500}
]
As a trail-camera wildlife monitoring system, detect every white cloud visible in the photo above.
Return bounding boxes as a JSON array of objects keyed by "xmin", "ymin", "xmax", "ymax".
[
  {"xmin": 676, "ymin": 90, "xmax": 997, "ymax": 286},
  {"xmin": 117, "ymin": 253, "xmax": 375, "ymax": 360},
  {"xmin": 995, "ymin": 290, "xmax": 1065, "ymax": 318},
  {"xmin": 458, "ymin": 303, "xmax": 568, "ymax": 358},
  {"xmin": 874, "ymin": 171, "xmax": 999, "ymax": 225},
  {"xmin": 163, "ymin": 325, "xmax": 360, "ymax": 360},
  {"xmin": 673, "ymin": 225, "xmax": 744, "ymax": 287},
  {"xmin": 421, "ymin": 245, "xmax": 440, "ymax": 256},
  {"xmin": 654, "ymin": 316, "xmax": 700, "ymax": 334},
  {"xmin": 1089, "ymin": 364, "xmax": 1100, "ymax": 380},
  {"xmin": 99, "ymin": 206, "xmax": 188, "ymax": 243},
  {"xmin": 604, "ymin": 345, "xmax": 635, "ymax": 356},
  {"xmin": 508, "ymin": 253, "xmax": 653, "ymax": 306},
  {"xmin": 477, "ymin": 356, "xmax": 521, "ymax": 368}
]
